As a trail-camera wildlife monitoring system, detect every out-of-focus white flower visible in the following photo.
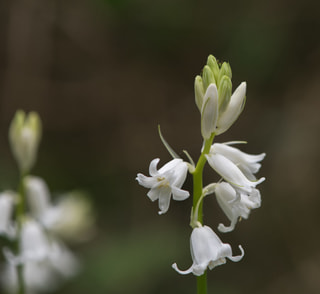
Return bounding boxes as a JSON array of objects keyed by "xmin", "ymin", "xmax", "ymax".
[
  {"xmin": 215, "ymin": 182, "xmax": 261, "ymax": 232},
  {"xmin": 2, "ymin": 219, "xmax": 79, "ymax": 294},
  {"xmin": 24, "ymin": 176, "xmax": 95, "ymax": 242},
  {"xmin": 9, "ymin": 110, "xmax": 42, "ymax": 173},
  {"xmin": 206, "ymin": 143, "xmax": 265, "ymax": 193},
  {"xmin": 172, "ymin": 225, "xmax": 244, "ymax": 276},
  {"xmin": 136, "ymin": 158, "xmax": 189, "ymax": 214},
  {"xmin": 0, "ymin": 192, "xmax": 16, "ymax": 238}
]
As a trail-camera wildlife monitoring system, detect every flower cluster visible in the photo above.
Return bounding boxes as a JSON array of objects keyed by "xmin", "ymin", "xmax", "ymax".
[
  {"xmin": 0, "ymin": 111, "xmax": 94, "ymax": 294},
  {"xmin": 137, "ymin": 55, "xmax": 265, "ymax": 277}
]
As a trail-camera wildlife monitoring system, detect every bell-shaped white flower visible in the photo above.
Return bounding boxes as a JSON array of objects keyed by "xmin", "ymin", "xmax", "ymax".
[
  {"xmin": 215, "ymin": 182, "xmax": 261, "ymax": 232},
  {"xmin": 212, "ymin": 143, "xmax": 266, "ymax": 180},
  {"xmin": 136, "ymin": 158, "xmax": 189, "ymax": 214},
  {"xmin": 172, "ymin": 225, "xmax": 244, "ymax": 276},
  {"xmin": 0, "ymin": 192, "xmax": 16, "ymax": 238},
  {"xmin": 215, "ymin": 82, "xmax": 246, "ymax": 135},
  {"xmin": 2, "ymin": 219, "xmax": 79, "ymax": 294},
  {"xmin": 9, "ymin": 110, "xmax": 42, "ymax": 173},
  {"xmin": 24, "ymin": 176, "xmax": 94, "ymax": 242},
  {"xmin": 206, "ymin": 143, "xmax": 265, "ymax": 193}
]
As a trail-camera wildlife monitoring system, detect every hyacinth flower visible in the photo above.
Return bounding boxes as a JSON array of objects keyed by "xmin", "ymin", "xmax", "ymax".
[
  {"xmin": 206, "ymin": 143, "xmax": 265, "ymax": 193},
  {"xmin": 136, "ymin": 158, "xmax": 189, "ymax": 214},
  {"xmin": 172, "ymin": 225, "xmax": 244, "ymax": 276},
  {"xmin": 215, "ymin": 182, "xmax": 261, "ymax": 232},
  {"xmin": 2, "ymin": 219, "xmax": 78, "ymax": 294},
  {"xmin": 136, "ymin": 54, "xmax": 266, "ymax": 294},
  {"xmin": 0, "ymin": 110, "xmax": 90, "ymax": 294},
  {"xmin": 24, "ymin": 176, "xmax": 95, "ymax": 242}
]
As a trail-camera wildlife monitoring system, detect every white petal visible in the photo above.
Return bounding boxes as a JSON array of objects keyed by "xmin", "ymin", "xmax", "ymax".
[
  {"xmin": 216, "ymin": 82, "xmax": 246, "ymax": 135},
  {"xmin": 157, "ymin": 187, "xmax": 171, "ymax": 215},
  {"xmin": 227, "ymin": 245, "xmax": 245, "ymax": 262},
  {"xmin": 149, "ymin": 158, "xmax": 160, "ymax": 176},
  {"xmin": 201, "ymin": 84, "xmax": 219, "ymax": 139},
  {"xmin": 172, "ymin": 263, "xmax": 194, "ymax": 275},
  {"xmin": 171, "ymin": 186, "xmax": 190, "ymax": 201},
  {"xmin": 206, "ymin": 153, "xmax": 257, "ymax": 192},
  {"xmin": 136, "ymin": 173, "xmax": 157, "ymax": 189}
]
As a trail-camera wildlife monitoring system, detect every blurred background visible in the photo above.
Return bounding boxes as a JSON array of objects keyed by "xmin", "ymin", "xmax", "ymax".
[{"xmin": 0, "ymin": 0, "xmax": 320, "ymax": 293}]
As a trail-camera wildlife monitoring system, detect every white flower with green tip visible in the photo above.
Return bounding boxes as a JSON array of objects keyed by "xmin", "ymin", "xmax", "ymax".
[
  {"xmin": 172, "ymin": 225, "xmax": 244, "ymax": 276},
  {"xmin": 136, "ymin": 158, "xmax": 189, "ymax": 214}
]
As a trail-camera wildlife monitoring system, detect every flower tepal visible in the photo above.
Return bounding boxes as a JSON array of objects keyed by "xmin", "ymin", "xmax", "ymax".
[
  {"xmin": 136, "ymin": 158, "xmax": 190, "ymax": 214},
  {"xmin": 172, "ymin": 225, "xmax": 244, "ymax": 276}
]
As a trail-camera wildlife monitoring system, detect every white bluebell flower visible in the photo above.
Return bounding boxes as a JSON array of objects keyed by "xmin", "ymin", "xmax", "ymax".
[
  {"xmin": 136, "ymin": 158, "xmax": 189, "ymax": 214},
  {"xmin": 172, "ymin": 225, "xmax": 244, "ymax": 276},
  {"xmin": 215, "ymin": 182, "xmax": 261, "ymax": 232},
  {"xmin": 206, "ymin": 143, "xmax": 265, "ymax": 193}
]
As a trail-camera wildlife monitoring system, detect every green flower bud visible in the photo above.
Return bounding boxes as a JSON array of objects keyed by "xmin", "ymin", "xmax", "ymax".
[
  {"xmin": 202, "ymin": 65, "xmax": 215, "ymax": 91},
  {"xmin": 218, "ymin": 75, "xmax": 232, "ymax": 113},
  {"xmin": 207, "ymin": 55, "xmax": 220, "ymax": 84},
  {"xmin": 217, "ymin": 62, "xmax": 232, "ymax": 85},
  {"xmin": 194, "ymin": 75, "xmax": 205, "ymax": 112},
  {"xmin": 9, "ymin": 110, "xmax": 42, "ymax": 174}
]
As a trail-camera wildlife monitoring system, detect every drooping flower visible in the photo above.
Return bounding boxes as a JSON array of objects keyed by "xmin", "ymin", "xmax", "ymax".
[
  {"xmin": 9, "ymin": 110, "xmax": 42, "ymax": 173},
  {"xmin": 0, "ymin": 192, "xmax": 16, "ymax": 238},
  {"xmin": 24, "ymin": 176, "xmax": 95, "ymax": 242},
  {"xmin": 172, "ymin": 225, "xmax": 244, "ymax": 276},
  {"xmin": 136, "ymin": 158, "xmax": 189, "ymax": 214},
  {"xmin": 206, "ymin": 143, "xmax": 265, "ymax": 193},
  {"xmin": 215, "ymin": 182, "xmax": 261, "ymax": 232},
  {"xmin": 2, "ymin": 219, "xmax": 79, "ymax": 294}
]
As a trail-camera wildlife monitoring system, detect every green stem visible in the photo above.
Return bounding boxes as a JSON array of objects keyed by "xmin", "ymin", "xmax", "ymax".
[
  {"xmin": 16, "ymin": 172, "xmax": 27, "ymax": 294},
  {"xmin": 192, "ymin": 133, "xmax": 215, "ymax": 294}
]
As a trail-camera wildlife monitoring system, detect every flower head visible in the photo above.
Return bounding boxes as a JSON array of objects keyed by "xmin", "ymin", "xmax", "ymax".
[
  {"xmin": 9, "ymin": 110, "xmax": 42, "ymax": 173},
  {"xmin": 215, "ymin": 182, "xmax": 261, "ymax": 232},
  {"xmin": 2, "ymin": 219, "xmax": 79, "ymax": 294},
  {"xmin": 136, "ymin": 158, "xmax": 189, "ymax": 214},
  {"xmin": 172, "ymin": 225, "xmax": 244, "ymax": 276},
  {"xmin": 206, "ymin": 143, "xmax": 265, "ymax": 193}
]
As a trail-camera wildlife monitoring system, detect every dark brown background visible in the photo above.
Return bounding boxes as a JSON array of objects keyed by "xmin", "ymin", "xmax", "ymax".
[{"xmin": 0, "ymin": 0, "xmax": 320, "ymax": 293}]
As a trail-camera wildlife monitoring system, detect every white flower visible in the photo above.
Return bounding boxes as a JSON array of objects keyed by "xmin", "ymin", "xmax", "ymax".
[
  {"xmin": 215, "ymin": 82, "xmax": 246, "ymax": 135},
  {"xmin": 24, "ymin": 176, "xmax": 94, "ymax": 242},
  {"xmin": 172, "ymin": 225, "xmax": 244, "ymax": 276},
  {"xmin": 215, "ymin": 182, "xmax": 261, "ymax": 232},
  {"xmin": 9, "ymin": 110, "xmax": 42, "ymax": 173},
  {"xmin": 206, "ymin": 143, "xmax": 265, "ymax": 193},
  {"xmin": 200, "ymin": 84, "xmax": 218, "ymax": 139},
  {"xmin": 2, "ymin": 219, "xmax": 79, "ymax": 294},
  {"xmin": 0, "ymin": 192, "xmax": 16, "ymax": 238},
  {"xmin": 136, "ymin": 158, "xmax": 190, "ymax": 214}
]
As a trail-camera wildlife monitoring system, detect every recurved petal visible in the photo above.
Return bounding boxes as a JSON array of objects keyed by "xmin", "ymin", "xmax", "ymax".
[
  {"xmin": 136, "ymin": 173, "xmax": 157, "ymax": 189},
  {"xmin": 149, "ymin": 158, "xmax": 160, "ymax": 176},
  {"xmin": 171, "ymin": 186, "xmax": 190, "ymax": 201}
]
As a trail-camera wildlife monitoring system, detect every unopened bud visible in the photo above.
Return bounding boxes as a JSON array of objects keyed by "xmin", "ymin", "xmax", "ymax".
[
  {"xmin": 218, "ymin": 62, "xmax": 232, "ymax": 85},
  {"xmin": 207, "ymin": 55, "xmax": 220, "ymax": 83},
  {"xmin": 202, "ymin": 65, "xmax": 215, "ymax": 91},
  {"xmin": 194, "ymin": 75, "xmax": 205, "ymax": 112},
  {"xmin": 9, "ymin": 110, "xmax": 42, "ymax": 174},
  {"xmin": 218, "ymin": 75, "xmax": 232, "ymax": 113}
]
